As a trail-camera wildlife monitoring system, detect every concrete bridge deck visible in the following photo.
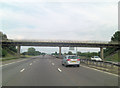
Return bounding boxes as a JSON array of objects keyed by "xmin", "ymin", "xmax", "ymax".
[
  {"xmin": 1, "ymin": 40, "xmax": 119, "ymax": 47},
  {"xmin": 1, "ymin": 39, "xmax": 120, "ymax": 60}
]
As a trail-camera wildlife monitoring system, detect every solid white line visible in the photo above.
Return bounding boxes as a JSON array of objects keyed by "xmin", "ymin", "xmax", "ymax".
[
  {"xmin": 52, "ymin": 63, "xmax": 55, "ymax": 66},
  {"xmin": 81, "ymin": 65, "xmax": 119, "ymax": 77},
  {"xmin": 0, "ymin": 59, "xmax": 27, "ymax": 67},
  {"xmin": 58, "ymin": 68, "xmax": 62, "ymax": 72},
  {"xmin": 20, "ymin": 68, "xmax": 25, "ymax": 72},
  {"xmin": 30, "ymin": 63, "xmax": 32, "ymax": 65}
]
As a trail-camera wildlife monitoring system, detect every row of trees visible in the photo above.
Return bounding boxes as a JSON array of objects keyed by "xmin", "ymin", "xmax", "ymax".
[
  {"xmin": 0, "ymin": 32, "xmax": 8, "ymax": 40},
  {"xmin": 66, "ymin": 51, "xmax": 99, "ymax": 58},
  {"xmin": 22, "ymin": 47, "xmax": 46, "ymax": 56},
  {"xmin": 104, "ymin": 31, "xmax": 120, "ymax": 57},
  {"xmin": 0, "ymin": 32, "xmax": 17, "ymax": 57},
  {"xmin": 51, "ymin": 51, "xmax": 99, "ymax": 58}
]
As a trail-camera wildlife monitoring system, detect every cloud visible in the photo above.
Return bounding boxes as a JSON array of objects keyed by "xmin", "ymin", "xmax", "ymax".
[
  {"xmin": 1, "ymin": 2, "xmax": 118, "ymax": 41},
  {"xmin": 0, "ymin": 0, "xmax": 119, "ymax": 3},
  {"xmin": 0, "ymin": 0, "xmax": 118, "ymax": 52}
]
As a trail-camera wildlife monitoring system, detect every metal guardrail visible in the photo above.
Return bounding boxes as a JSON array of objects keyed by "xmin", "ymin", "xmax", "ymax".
[
  {"xmin": 81, "ymin": 59, "xmax": 120, "ymax": 67},
  {"xmin": 80, "ymin": 59, "xmax": 120, "ymax": 74}
]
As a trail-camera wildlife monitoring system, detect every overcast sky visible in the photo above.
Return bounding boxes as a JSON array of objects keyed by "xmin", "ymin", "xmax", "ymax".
[{"xmin": 0, "ymin": 0, "xmax": 119, "ymax": 53}]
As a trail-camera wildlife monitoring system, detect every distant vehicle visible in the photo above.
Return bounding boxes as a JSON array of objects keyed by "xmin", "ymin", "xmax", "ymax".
[
  {"xmin": 62, "ymin": 55, "xmax": 80, "ymax": 67},
  {"xmin": 91, "ymin": 56, "xmax": 102, "ymax": 61}
]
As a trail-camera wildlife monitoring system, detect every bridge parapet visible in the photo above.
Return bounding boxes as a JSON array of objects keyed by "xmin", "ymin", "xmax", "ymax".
[
  {"xmin": 1, "ymin": 39, "xmax": 115, "ymax": 44},
  {"xmin": 1, "ymin": 39, "xmax": 119, "ymax": 48},
  {"xmin": 1, "ymin": 39, "xmax": 119, "ymax": 59}
]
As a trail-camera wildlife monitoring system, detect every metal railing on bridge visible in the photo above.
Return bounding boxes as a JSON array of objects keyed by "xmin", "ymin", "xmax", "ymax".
[{"xmin": 1, "ymin": 39, "xmax": 116, "ymax": 44}]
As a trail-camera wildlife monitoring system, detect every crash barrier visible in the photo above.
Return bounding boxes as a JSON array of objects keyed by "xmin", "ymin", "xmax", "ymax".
[{"xmin": 80, "ymin": 59, "xmax": 120, "ymax": 75}]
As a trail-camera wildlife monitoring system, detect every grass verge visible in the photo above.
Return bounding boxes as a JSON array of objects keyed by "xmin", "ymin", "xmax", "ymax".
[{"xmin": 1, "ymin": 55, "xmax": 32, "ymax": 62}]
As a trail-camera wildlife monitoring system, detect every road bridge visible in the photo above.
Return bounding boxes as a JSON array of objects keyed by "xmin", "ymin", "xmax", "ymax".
[{"xmin": 1, "ymin": 39, "xmax": 120, "ymax": 60}]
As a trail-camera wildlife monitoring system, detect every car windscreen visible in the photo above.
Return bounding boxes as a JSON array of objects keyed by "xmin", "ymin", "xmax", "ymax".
[{"xmin": 68, "ymin": 56, "xmax": 79, "ymax": 59}]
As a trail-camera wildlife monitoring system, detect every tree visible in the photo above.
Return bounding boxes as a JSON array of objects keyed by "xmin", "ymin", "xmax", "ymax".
[
  {"xmin": 0, "ymin": 32, "xmax": 2, "ymax": 40},
  {"xmin": 51, "ymin": 52, "xmax": 58, "ymax": 55},
  {"xmin": 68, "ymin": 51, "xmax": 73, "ymax": 55},
  {"xmin": 77, "ymin": 52, "xmax": 81, "ymax": 56},
  {"xmin": 0, "ymin": 31, "xmax": 8, "ymax": 40},
  {"xmin": 104, "ymin": 31, "xmax": 120, "ymax": 58},
  {"xmin": 27, "ymin": 47, "xmax": 36, "ymax": 56},
  {"xmin": 41, "ymin": 52, "xmax": 46, "ymax": 55},
  {"xmin": 2, "ymin": 49, "xmax": 8, "ymax": 57},
  {"xmin": 35, "ymin": 51, "xmax": 41, "ymax": 55},
  {"xmin": 22, "ymin": 52, "xmax": 28, "ymax": 55},
  {"xmin": 55, "ymin": 52, "xmax": 58, "ymax": 55},
  {"xmin": 28, "ymin": 48, "xmax": 35, "ymax": 52},
  {"xmin": 24, "ymin": 47, "xmax": 42, "ymax": 56},
  {"xmin": 0, "ymin": 32, "xmax": 17, "ymax": 57},
  {"xmin": 111, "ymin": 31, "xmax": 120, "ymax": 42},
  {"xmin": 0, "ymin": 47, "xmax": 2, "ymax": 57}
]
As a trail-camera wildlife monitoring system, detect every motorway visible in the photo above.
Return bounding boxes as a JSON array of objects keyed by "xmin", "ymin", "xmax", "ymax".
[{"xmin": 2, "ymin": 55, "xmax": 118, "ymax": 86}]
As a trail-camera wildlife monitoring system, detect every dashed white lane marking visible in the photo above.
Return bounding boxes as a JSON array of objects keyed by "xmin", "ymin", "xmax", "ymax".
[
  {"xmin": 81, "ymin": 65, "xmax": 119, "ymax": 77},
  {"xmin": 58, "ymin": 68, "xmax": 62, "ymax": 72},
  {"xmin": 20, "ymin": 68, "xmax": 25, "ymax": 72},
  {"xmin": 30, "ymin": 63, "xmax": 32, "ymax": 65},
  {"xmin": 52, "ymin": 63, "xmax": 55, "ymax": 66},
  {"xmin": 0, "ymin": 59, "xmax": 27, "ymax": 67}
]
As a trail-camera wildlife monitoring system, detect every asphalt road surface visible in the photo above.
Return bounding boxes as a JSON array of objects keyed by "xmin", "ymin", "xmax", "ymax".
[{"xmin": 2, "ymin": 55, "xmax": 118, "ymax": 86}]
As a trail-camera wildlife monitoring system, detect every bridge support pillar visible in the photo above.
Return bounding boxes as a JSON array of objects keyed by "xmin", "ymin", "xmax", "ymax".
[
  {"xmin": 100, "ymin": 47, "xmax": 104, "ymax": 61},
  {"xmin": 59, "ymin": 47, "xmax": 62, "ymax": 58},
  {"xmin": 17, "ymin": 45, "xmax": 21, "ymax": 58}
]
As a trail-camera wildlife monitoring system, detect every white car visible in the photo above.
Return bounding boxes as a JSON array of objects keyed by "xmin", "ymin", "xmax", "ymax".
[
  {"xmin": 62, "ymin": 55, "xmax": 80, "ymax": 67},
  {"xmin": 91, "ymin": 56, "xmax": 102, "ymax": 61}
]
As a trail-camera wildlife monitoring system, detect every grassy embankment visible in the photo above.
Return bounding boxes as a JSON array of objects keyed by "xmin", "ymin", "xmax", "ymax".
[
  {"xmin": 1, "ymin": 48, "xmax": 32, "ymax": 61},
  {"xmin": 79, "ymin": 51, "xmax": 120, "ymax": 62},
  {"xmin": 1, "ymin": 54, "xmax": 31, "ymax": 61},
  {"xmin": 104, "ymin": 50, "xmax": 120, "ymax": 62}
]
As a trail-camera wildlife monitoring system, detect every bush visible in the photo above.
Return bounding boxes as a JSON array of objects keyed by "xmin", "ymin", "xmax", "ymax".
[
  {"xmin": 0, "ymin": 47, "xmax": 2, "ymax": 57},
  {"xmin": 2, "ymin": 49, "xmax": 8, "ymax": 57}
]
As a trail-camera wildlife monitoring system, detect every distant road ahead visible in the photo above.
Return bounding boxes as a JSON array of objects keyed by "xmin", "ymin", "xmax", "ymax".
[{"xmin": 2, "ymin": 55, "xmax": 118, "ymax": 86}]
